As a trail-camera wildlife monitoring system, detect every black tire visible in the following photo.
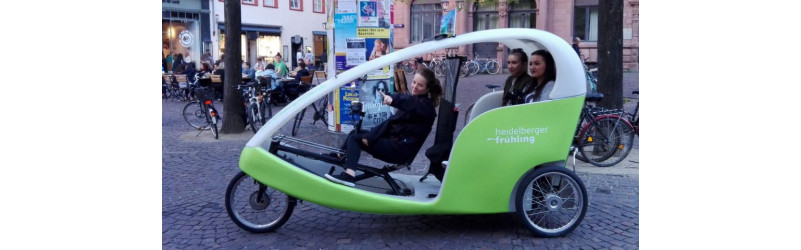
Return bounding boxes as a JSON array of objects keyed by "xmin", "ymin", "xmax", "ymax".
[
  {"xmin": 516, "ymin": 165, "xmax": 587, "ymax": 237},
  {"xmin": 209, "ymin": 107, "xmax": 219, "ymax": 139},
  {"xmin": 248, "ymin": 104, "xmax": 260, "ymax": 133},
  {"xmin": 577, "ymin": 117, "xmax": 635, "ymax": 167},
  {"xmin": 182, "ymin": 101, "xmax": 207, "ymax": 130},
  {"xmin": 225, "ymin": 171, "xmax": 296, "ymax": 233},
  {"xmin": 313, "ymin": 96, "xmax": 329, "ymax": 127},
  {"xmin": 468, "ymin": 61, "xmax": 480, "ymax": 76},
  {"xmin": 403, "ymin": 62, "xmax": 415, "ymax": 75},
  {"xmin": 459, "ymin": 63, "xmax": 469, "ymax": 78},
  {"xmin": 434, "ymin": 62, "xmax": 445, "ymax": 77},
  {"xmin": 291, "ymin": 107, "xmax": 306, "ymax": 136},
  {"xmin": 486, "ymin": 61, "xmax": 501, "ymax": 74},
  {"xmin": 260, "ymin": 94, "xmax": 273, "ymax": 122}
]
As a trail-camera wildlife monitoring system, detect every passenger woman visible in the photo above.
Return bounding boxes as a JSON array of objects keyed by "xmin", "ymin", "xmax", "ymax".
[
  {"xmin": 325, "ymin": 68, "xmax": 443, "ymax": 187},
  {"xmin": 524, "ymin": 50, "xmax": 557, "ymax": 103},
  {"xmin": 501, "ymin": 48, "xmax": 535, "ymax": 106}
]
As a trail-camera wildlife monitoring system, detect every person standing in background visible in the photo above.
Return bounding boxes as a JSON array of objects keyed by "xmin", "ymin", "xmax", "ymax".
[
  {"xmin": 304, "ymin": 48, "xmax": 315, "ymax": 71},
  {"xmin": 296, "ymin": 49, "xmax": 303, "ymax": 68},
  {"xmin": 174, "ymin": 52, "xmax": 184, "ymax": 73},
  {"xmin": 183, "ymin": 50, "xmax": 192, "ymax": 65},
  {"xmin": 274, "ymin": 53, "xmax": 290, "ymax": 78},
  {"xmin": 572, "ymin": 37, "xmax": 583, "ymax": 62},
  {"xmin": 166, "ymin": 52, "xmax": 174, "ymax": 72}
]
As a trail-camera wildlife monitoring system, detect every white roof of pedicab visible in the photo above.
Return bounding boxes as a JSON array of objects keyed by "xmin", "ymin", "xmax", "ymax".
[{"xmin": 247, "ymin": 28, "xmax": 586, "ymax": 148}]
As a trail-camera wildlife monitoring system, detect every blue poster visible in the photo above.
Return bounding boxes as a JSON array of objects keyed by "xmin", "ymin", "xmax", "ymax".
[
  {"xmin": 439, "ymin": 9, "xmax": 456, "ymax": 37},
  {"xmin": 335, "ymin": 13, "xmax": 359, "ymax": 70},
  {"xmin": 338, "ymin": 82, "xmax": 361, "ymax": 129}
]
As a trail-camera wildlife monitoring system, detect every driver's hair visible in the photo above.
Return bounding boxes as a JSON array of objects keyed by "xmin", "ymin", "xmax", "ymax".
[{"xmin": 416, "ymin": 68, "xmax": 443, "ymax": 107}]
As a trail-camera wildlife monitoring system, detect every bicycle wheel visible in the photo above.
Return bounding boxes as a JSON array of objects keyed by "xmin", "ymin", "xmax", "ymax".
[
  {"xmin": 260, "ymin": 91, "xmax": 273, "ymax": 121},
  {"xmin": 468, "ymin": 61, "xmax": 480, "ymax": 76},
  {"xmin": 486, "ymin": 61, "xmax": 501, "ymax": 74},
  {"xmin": 291, "ymin": 107, "xmax": 306, "ymax": 136},
  {"xmin": 313, "ymin": 95, "xmax": 329, "ymax": 127},
  {"xmin": 209, "ymin": 106, "xmax": 219, "ymax": 139},
  {"xmin": 459, "ymin": 63, "xmax": 470, "ymax": 78},
  {"xmin": 248, "ymin": 103, "xmax": 260, "ymax": 133},
  {"xmin": 182, "ymin": 101, "xmax": 207, "ymax": 130},
  {"xmin": 434, "ymin": 62, "xmax": 445, "ymax": 77},
  {"xmin": 225, "ymin": 171, "xmax": 296, "ymax": 233},
  {"xmin": 516, "ymin": 165, "xmax": 587, "ymax": 237},
  {"xmin": 403, "ymin": 62, "xmax": 415, "ymax": 75},
  {"xmin": 577, "ymin": 117, "xmax": 635, "ymax": 167}
]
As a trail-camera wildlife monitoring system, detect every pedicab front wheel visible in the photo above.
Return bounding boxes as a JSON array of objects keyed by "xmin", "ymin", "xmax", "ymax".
[
  {"xmin": 516, "ymin": 165, "xmax": 588, "ymax": 237},
  {"xmin": 225, "ymin": 171, "xmax": 296, "ymax": 233}
]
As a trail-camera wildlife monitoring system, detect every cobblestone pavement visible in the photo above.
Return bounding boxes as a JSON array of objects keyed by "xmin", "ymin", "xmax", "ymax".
[{"xmin": 163, "ymin": 71, "xmax": 640, "ymax": 249}]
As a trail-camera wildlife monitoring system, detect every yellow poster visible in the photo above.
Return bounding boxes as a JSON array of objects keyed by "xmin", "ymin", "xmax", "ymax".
[{"xmin": 357, "ymin": 28, "xmax": 390, "ymax": 38}]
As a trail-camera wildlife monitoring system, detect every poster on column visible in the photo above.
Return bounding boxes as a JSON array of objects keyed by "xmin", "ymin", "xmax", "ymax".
[
  {"xmin": 376, "ymin": 0, "xmax": 391, "ymax": 28},
  {"xmin": 337, "ymin": 82, "xmax": 361, "ymax": 131},
  {"xmin": 346, "ymin": 38, "xmax": 366, "ymax": 66},
  {"xmin": 337, "ymin": 0, "xmax": 357, "ymax": 13},
  {"xmin": 359, "ymin": 79, "xmax": 394, "ymax": 129},
  {"xmin": 334, "ymin": 0, "xmax": 394, "ymax": 132},
  {"xmin": 334, "ymin": 13, "xmax": 358, "ymax": 70},
  {"xmin": 358, "ymin": 0, "xmax": 378, "ymax": 27}
]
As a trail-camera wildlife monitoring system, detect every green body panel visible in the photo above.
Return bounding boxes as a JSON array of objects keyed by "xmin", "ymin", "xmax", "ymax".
[
  {"xmin": 239, "ymin": 96, "xmax": 584, "ymax": 214},
  {"xmin": 437, "ymin": 96, "xmax": 584, "ymax": 213}
]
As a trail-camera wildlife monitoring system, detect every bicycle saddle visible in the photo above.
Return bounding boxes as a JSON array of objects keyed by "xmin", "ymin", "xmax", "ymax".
[
  {"xmin": 585, "ymin": 92, "xmax": 603, "ymax": 103},
  {"xmin": 484, "ymin": 84, "xmax": 501, "ymax": 89}
]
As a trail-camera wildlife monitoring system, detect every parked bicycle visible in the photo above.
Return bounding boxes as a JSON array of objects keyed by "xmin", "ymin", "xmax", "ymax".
[
  {"xmin": 625, "ymin": 90, "xmax": 639, "ymax": 136},
  {"xmin": 584, "ymin": 63, "xmax": 598, "ymax": 93},
  {"xmin": 291, "ymin": 91, "xmax": 330, "ymax": 136},
  {"xmin": 237, "ymin": 82, "xmax": 269, "ymax": 133},
  {"xmin": 569, "ymin": 93, "xmax": 636, "ymax": 167},
  {"xmin": 182, "ymin": 85, "xmax": 221, "ymax": 139},
  {"xmin": 291, "ymin": 78, "xmax": 326, "ymax": 136},
  {"xmin": 469, "ymin": 53, "xmax": 501, "ymax": 75}
]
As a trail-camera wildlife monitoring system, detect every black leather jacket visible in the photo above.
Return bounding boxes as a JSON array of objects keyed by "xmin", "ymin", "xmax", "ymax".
[{"xmin": 363, "ymin": 94, "xmax": 436, "ymax": 149}]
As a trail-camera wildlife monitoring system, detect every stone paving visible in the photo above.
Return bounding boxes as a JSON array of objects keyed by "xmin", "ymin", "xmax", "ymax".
[{"xmin": 162, "ymin": 71, "xmax": 640, "ymax": 249}]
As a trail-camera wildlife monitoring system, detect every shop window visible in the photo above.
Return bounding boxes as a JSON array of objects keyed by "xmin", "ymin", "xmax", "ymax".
[
  {"xmin": 313, "ymin": 0, "xmax": 324, "ymax": 13},
  {"xmin": 410, "ymin": 3, "xmax": 442, "ymax": 43},
  {"xmin": 290, "ymin": 0, "xmax": 303, "ymax": 11},
  {"xmin": 574, "ymin": 0, "xmax": 598, "ymax": 41}
]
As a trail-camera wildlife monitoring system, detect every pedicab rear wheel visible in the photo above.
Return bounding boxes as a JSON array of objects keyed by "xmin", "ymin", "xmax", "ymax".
[
  {"xmin": 516, "ymin": 165, "xmax": 587, "ymax": 237},
  {"xmin": 225, "ymin": 171, "xmax": 296, "ymax": 233}
]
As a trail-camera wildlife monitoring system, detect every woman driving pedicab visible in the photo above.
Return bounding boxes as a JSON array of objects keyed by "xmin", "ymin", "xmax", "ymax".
[{"xmin": 325, "ymin": 68, "xmax": 443, "ymax": 187}]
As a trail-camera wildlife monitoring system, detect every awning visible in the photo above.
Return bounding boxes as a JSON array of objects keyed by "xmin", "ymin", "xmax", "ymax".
[
  {"xmin": 312, "ymin": 31, "xmax": 327, "ymax": 36},
  {"xmin": 217, "ymin": 23, "xmax": 282, "ymax": 35}
]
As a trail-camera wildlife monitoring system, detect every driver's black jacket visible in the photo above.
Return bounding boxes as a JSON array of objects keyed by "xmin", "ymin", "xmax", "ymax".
[{"xmin": 362, "ymin": 93, "xmax": 436, "ymax": 159}]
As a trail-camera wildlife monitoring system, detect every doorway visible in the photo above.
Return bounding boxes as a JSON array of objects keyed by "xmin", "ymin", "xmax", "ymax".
[{"xmin": 291, "ymin": 36, "xmax": 303, "ymax": 68}]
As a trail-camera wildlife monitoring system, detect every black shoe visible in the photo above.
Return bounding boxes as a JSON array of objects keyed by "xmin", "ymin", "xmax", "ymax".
[{"xmin": 324, "ymin": 173, "xmax": 356, "ymax": 187}]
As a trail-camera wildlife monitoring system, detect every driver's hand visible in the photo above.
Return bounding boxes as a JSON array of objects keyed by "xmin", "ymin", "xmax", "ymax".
[
  {"xmin": 362, "ymin": 138, "xmax": 369, "ymax": 146},
  {"xmin": 378, "ymin": 91, "xmax": 392, "ymax": 105}
]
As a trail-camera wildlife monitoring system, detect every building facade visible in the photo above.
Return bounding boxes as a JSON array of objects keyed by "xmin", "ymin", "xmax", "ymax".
[
  {"xmin": 392, "ymin": 0, "xmax": 639, "ymax": 70},
  {"xmin": 211, "ymin": 0, "xmax": 329, "ymax": 69}
]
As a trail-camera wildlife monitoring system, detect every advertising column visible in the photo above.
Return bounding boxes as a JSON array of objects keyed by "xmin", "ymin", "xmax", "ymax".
[{"xmin": 333, "ymin": 0, "xmax": 394, "ymax": 133}]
